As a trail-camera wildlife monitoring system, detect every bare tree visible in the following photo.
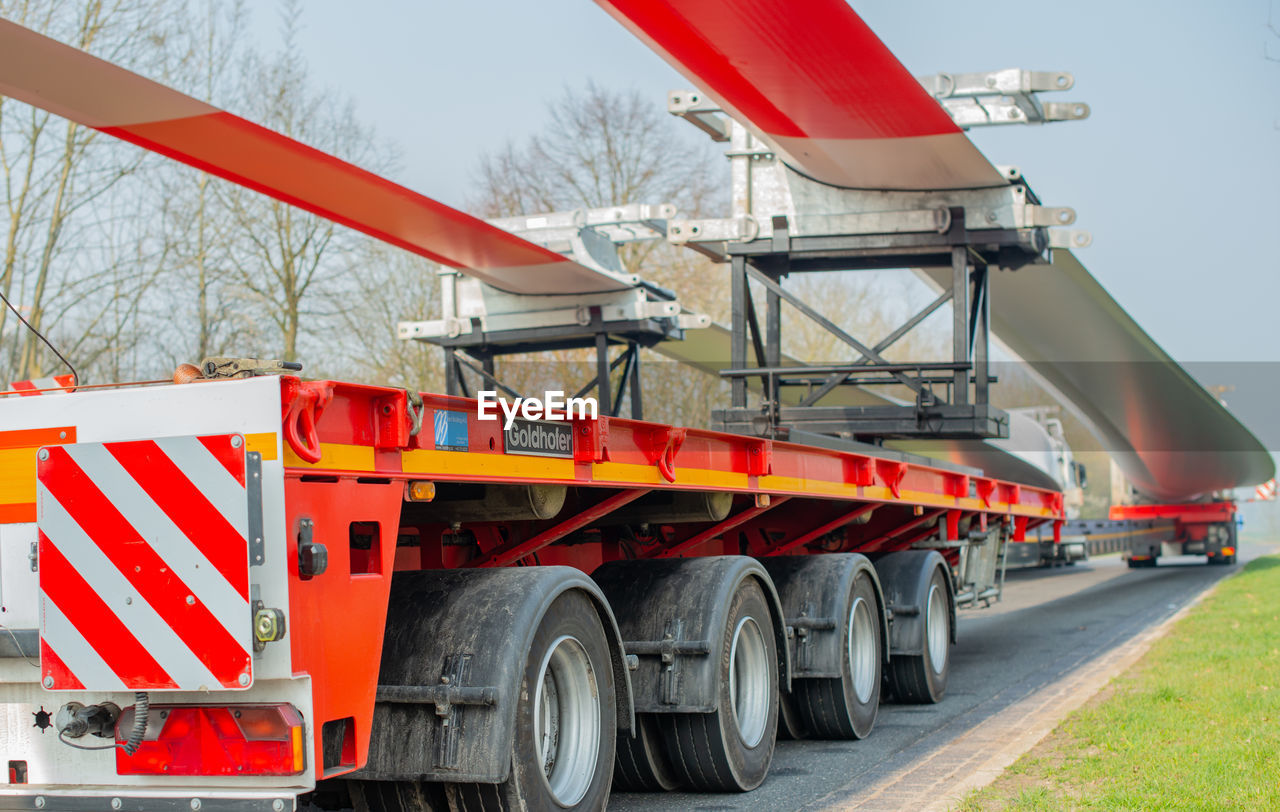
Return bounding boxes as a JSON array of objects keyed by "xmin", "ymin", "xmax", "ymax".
[
  {"xmin": 143, "ymin": 0, "xmax": 248, "ymax": 367},
  {"xmin": 473, "ymin": 81, "xmax": 722, "ymax": 272},
  {"xmin": 1, "ymin": 0, "xmax": 428, "ymax": 387},
  {"xmin": 469, "ymin": 82, "xmax": 733, "ymax": 425},
  {"xmin": 211, "ymin": 0, "xmax": 390, "ymax": 364},
  {"xmin": 321, "ymin": 242, "xmax": 443, "ymax": 390},
  {"xmin": 0, "ymin": 0, "xmax": 189, "ymax": 384}
]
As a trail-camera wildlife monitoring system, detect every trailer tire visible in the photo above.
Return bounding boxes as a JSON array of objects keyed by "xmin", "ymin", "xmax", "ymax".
[
  {"xmin": 887, "ymin": 566, "xmax": 951, "ymax": 704},
  {"xmin": 448, "ymin": 591, "xmax": 615, "ymax": 811},
  {"xmin": 613, "ymin": 714, "xmax": 681, "ymax": 792},
  {"xmin": 777, "ymin": 691, "xmax": 808, "ymax": 740},
  {"xmin": 659, "ymin": 577, "xmax": 778, "ymax": 792},
  {"xmin": 792, "ymin": 570, "xmax": 882, "ymax": 738},
  {"xmin": 346, "ymin": 779, "xmax": 447, "ymax": 812}
]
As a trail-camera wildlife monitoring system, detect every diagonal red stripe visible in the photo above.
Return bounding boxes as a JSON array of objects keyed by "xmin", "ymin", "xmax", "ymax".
[
  {"xmin": 40, "ymin": 539, "xmax": 174, "ymax": 689},
  {"xmin": 39, "ymin": 639, "xmax": 85, "ymax": 691},
  {"xmin": 104, "ymin": 440, "xmax": 249, "ymax": 600},
  {"xmin": 197, "ymin": 434, "xmax": 246, "ymax": 487},
  {"xmin": 41, "ymin": 450, "xmax": 250, "ymax": 687}
]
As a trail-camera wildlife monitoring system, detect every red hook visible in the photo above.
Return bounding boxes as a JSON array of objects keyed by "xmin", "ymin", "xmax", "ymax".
[
  {"xmin": 654, "ymin": 428, "xmax": 687, "ymax": 484},
  {"xmin": 281, "ymin": 380, "xmax": 333, "ymax": 464}
]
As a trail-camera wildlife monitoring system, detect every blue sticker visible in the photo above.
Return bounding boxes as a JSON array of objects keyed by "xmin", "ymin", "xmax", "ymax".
[{"xmin": 434, "ymin": 410, "xmax": 469, "ymax": 451}]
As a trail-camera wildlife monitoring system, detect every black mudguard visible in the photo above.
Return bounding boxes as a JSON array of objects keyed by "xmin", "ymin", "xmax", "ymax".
[
  {"xmin": 593, "ymin": 556, "xmax": 790, "ymax": 714},
  {"xmin": 357, "ymin": 566, "xmax": 632, "ymax": 783},
  {"xmin": 873, "ymin": 550, "xmax": 956, "ymax": 657}
]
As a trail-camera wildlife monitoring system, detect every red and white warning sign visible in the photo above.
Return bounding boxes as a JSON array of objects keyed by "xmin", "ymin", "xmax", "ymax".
[
  {"xmin": 1256, "ymin": 479, "xmax": 1276, "ymax": 502},
  {"xmin": 36, "ymin": 434, "xmax": 253, "ymax": 691},
  {"xmin": 7, "ymin": 373, "xmax": 75, "ymax": 396}
]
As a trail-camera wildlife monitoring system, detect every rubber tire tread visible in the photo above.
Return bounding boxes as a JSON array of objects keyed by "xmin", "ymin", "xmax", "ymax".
[
  {"xmin": 886, "ymin": 654, "xmax": 934, "ymax": 704},
  {"xmin": 793, "ymin": 677, "xmax": 848, "ymax": 738},
  {"xmin": 658, "ymin": 578, "xmax": 778, "ymax": 792},
  {"xmin": 613, "ymin": 714, "xmax": 681, "ymax": 792},
  {"xmin": 776, "ymin": 691, "xmax": 808, "ymax": 740},
  {"xmin": 446, "ymin": 783, "xmax": 502, "ymax": 812},
  {"xmin": 348, "ymin": 780, "xmax": 448, "ymax": 812}
]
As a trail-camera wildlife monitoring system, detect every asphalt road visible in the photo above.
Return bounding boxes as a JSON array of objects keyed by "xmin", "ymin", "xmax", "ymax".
[{"xmin": 612, "ymin": 543, "xmax": 1273, "ymax": 812}]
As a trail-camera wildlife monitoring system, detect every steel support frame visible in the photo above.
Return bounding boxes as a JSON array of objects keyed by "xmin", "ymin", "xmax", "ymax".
[
  {"xmin": 722, "ymin": 210, "xmax": 1005, "ymax": 441},
  {"xmin": 650, "ymin": 495, "xmax": 794, "ymax": 559},
  {"xmin": 475, "ymin": 488, "xmax": 651, "ymax": 567},
  {"xmin": 441, "ymin": 315, "xmax": 652, "ymax": 420}
]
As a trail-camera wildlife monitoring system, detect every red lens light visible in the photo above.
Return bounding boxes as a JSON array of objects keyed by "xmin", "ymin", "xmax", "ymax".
[{"xmin": 116, "ymin": 703, "xmax": 305, "ymax": 776}]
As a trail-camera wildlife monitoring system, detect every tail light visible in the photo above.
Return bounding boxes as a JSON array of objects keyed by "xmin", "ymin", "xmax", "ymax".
[
  {"xmin": 116, "ymin": 704, "xmax": 305, "ymax": 776},
  {"xmin": 1222, "ymin": 546, "xmax": 1236, "ymax": 556}
]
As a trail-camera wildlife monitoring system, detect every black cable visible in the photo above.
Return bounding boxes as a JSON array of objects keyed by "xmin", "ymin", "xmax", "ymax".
[
  {"xmin": 56, "ymin": 692, "xmax": 149, "ymax": 753},
  {"xmin": 121, "ymin": 691, "xmax": 149, "ymax": 754},
  {"xmin": 57, "ymin": 730, "xmax": 118, "ymax": 751},
  {"xmin": 0, "ymin": 289, "xmax": 79, "ymax": 388}
]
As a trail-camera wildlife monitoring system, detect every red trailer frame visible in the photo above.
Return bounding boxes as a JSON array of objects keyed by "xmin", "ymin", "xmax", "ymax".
[{"xmin": 271, "ymin": 378, "xmax": 1063, "ymax": 774}]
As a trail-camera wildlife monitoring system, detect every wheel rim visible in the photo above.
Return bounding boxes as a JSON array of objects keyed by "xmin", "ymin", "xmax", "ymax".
[
  {"xmin": 926, "ymin": 583, "xmax": 948, "ymax": 675},
  {"xmin": 728, "ymin": 616, "xmax": 770, "ymax": 747},
  {"xmin": 533, "ymin": 635, "xmax": 600, "ymax": 806},
  {"xmin": 847, "ymin": 596, "xmax": 877, "ymax": 703}
]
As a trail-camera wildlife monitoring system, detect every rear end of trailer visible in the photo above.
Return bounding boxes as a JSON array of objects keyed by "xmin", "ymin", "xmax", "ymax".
[
  {"xmin": 0, "ymin": 378, "xmax": 307, "ymax": 811},
  {"xmin": 1112, "ymin": 502, "xmax": 1240, "ymax": 567}
]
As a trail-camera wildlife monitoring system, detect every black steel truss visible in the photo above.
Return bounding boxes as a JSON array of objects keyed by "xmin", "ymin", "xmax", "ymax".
[
  {"xmin": 716, "ymin": 208, "xmax": 1044, "ymax": 442},
  {"xmin": 413, "ymin": 299, "xmax": 675, "ymax": 419}
]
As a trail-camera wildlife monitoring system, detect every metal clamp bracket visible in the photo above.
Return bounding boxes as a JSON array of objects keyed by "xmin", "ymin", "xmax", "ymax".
[
  {"xmin": 788, "ymin": 603, "xmax": 838, "ymax": 671},
  {"xmin": 918, "ymin": 68, "xmax": 1090, "ymax": 128},
  {"xmin": 376, "ymin": 653, "xmax": 498, "ymax": 769},
  {"xmin": 624, "ymin": 619, "xmax": 712, "ymax": 705}
]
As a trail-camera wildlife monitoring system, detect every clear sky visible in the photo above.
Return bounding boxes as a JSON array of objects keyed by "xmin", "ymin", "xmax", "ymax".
[{"xmin": 249, "ymin": 0, "xmax": 1280, "ymax": 367}]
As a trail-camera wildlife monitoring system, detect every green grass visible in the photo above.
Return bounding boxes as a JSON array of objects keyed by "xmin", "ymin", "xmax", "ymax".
[{"xmin": 959, "ymin": 555, "xmax": 1280, "ymax": 811}]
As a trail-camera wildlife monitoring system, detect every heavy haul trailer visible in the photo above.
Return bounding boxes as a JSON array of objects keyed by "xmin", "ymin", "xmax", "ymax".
[
  {"xmin": 1110, "ymin": 501, "xmax": 1239, "ymax": 567},
  {"xmin": 1017, "ymin": 517, "xmax": 1174, "ymax": 568},
  {"xmin": 0, "ymin": 374, "xmax": 1062, "ymax": 810},
  {"xmin": 1011, "ymin": 505, "xmax": 1240, "ymax": 571},
  {"xmin": 0, "ymin": 3, "xmax": 1267, "ymax": 811},
  {"xmin": 1014, "ymin": 503, "xmax": 1240, "ymax": 569}
]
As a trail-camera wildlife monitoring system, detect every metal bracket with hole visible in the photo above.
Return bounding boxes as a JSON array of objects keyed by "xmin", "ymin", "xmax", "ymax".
[
  {"xmin": 917, "ymin": 68, "xmax": 1090, "ymax": 128},
  {"xmin": 1049, "ymin": 229, "xmax": 1093, "ymax": 249},
  {"xmin": 667, "ymin": 89, "xmax": 730, "ymax": 141}
]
